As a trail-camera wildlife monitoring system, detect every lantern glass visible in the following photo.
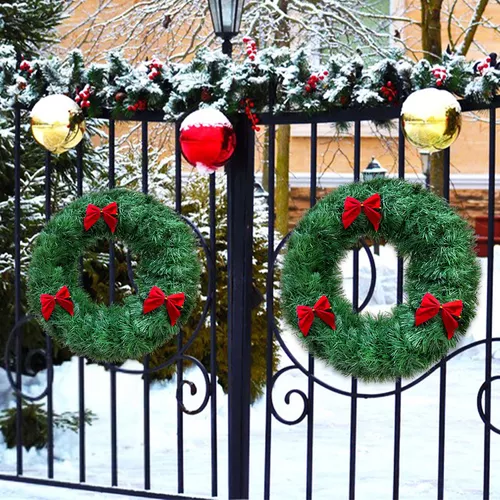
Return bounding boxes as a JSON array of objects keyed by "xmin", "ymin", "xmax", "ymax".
[
  {"xmin": 362, "ymin": 157, "xmax": 387, "ymax": 182},
  {"xmin": 208, "ymin": 0, "xmax": 244, "ymax": 37}
]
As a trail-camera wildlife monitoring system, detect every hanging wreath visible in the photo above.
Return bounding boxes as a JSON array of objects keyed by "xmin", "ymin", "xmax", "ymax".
[
  {"xmin": 27, "ymin": 189, "xmax": 201, "ymax": 363},
  {"xmin": 281, "ymin": 178, "xmax": 481, "ymax": 381}
]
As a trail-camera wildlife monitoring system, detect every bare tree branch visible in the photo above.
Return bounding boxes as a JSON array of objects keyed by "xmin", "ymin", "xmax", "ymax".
[{"xmin": 456, "ymin": 0, "xmax": 490, "ymax": 55}]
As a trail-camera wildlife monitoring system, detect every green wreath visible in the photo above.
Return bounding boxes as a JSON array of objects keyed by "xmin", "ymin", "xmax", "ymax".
[
  {"xmin": 27, "ymin": 188, "xmax": 201, "ymax": 363},
  {"xmin": 281, "ymin": 178, "xmax": 481, "ymax": 381}
]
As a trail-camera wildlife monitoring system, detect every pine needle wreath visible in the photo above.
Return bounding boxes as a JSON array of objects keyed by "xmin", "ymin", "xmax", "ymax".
[
  {"xmin": 27, "ymin": 189, "xmax": 201, "ymax": 363},
  {"xmin": 281, "ymin": 178, "xmax": 481, "ymax": 381}
]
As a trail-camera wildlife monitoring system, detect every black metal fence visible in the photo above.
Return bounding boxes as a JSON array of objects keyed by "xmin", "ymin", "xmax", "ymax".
[{"xmin": 0, "ymin": 96, "xmax": 498, "ymax": 499}]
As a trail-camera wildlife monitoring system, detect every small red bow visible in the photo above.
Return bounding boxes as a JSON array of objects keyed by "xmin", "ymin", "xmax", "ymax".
[
  {"xmin": 84, "ymin": 202, "xmax": 118, "ymax": 233},
  {"xmin": 40, "ymin": 286, "xmax": 74, "ymax": 321},
  {"xmin": 342, "ymin": 193, "xmax": 382, "ymax": 231},
  {"xmin": 415, "ymin": 292, "xmax": 463, "ymax": 339},
  {"xmin": 296, "ymin": 295, "xmax": 336, "ymax": 336},
  {"xmin": 143, "ymin": 286, "xmax": 185, "ymax": 326}
]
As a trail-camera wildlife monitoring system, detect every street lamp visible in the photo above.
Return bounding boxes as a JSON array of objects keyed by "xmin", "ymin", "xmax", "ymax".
[
  {"xmin": 362, "ymin": 157, "xmax": 387, "ymax": 181},
  {"xmin": 420, "ymin": 151, "xmax": 431, "ymax": 190},
  {"xmin": 254, "ymin": 182, "xmax": 269, "ymax": 202},
  {"xmin": 361, "ymin": 157, "xmax": 386, "ymax": 255},
  {"xmin": 208, "ymin": 0, "xmax": 245, "ymax": 56}
]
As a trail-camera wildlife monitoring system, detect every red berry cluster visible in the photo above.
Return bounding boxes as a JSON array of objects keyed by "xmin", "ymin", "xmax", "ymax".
[
  {"xmin": 148, "ymin": 57, "xmax": 163, "ymax": 80},
  {"xmin": 241, "ymin": 98, "xmax": 260, "ymax": 131},
  {"xmin": 242, "ymin": 37, "xmax": 257, "ymax": 61},
  {"xmin": 380, "ymin": 81, "xmax": 397, "ymax": 103},
  {"xmin": 19, "ymin": 59, "xmax": 33, "ymax": 75},
  {"xmin": 305, "ymin": 71, "xmax": 328, "ymax": 93},
  {"xmin": 75, "ymin": 84, "xmax": 92, "ymax": 108},
  {"xmin": 201, "ymin": 88, "xmax": 212, "ymax": 102},
  {"xmin": 128, "ymin": 99, "xmax": 147, "ymax": 112},
  {"xmin": 431, "ymin": 66, "xmax": 447, "ymax": 87},
  {"xmin": 477, "ymin": 56, "xmax": 492, "ymax": 76}
]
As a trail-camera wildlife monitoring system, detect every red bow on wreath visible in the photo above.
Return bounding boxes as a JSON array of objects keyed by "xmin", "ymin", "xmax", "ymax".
[
  {"xmin": 296, "ymin": 295, "xmax": 336, "ymax": 336},
  {"xmin": 84, "ymin": 202, "xmax": 118, "ymax": 233},
  {"xmin": 415, "ymin": 292, "xmax": 463, "ymax": 339},
  {"xmin": 40, "ymin": 286, "xmax": 74, "ymax": 321},
  {"xmin": 143, "ymin": 286, "xmax": 185, "ymax": 326},
  {"xmin": 342, "ymin": 193, "xmax": 381, "ymax": 231}
]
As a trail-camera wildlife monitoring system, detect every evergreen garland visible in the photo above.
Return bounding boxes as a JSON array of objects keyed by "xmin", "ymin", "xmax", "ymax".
[
  {"xmin": 1, "ymin": 41, "xmax": 499, "ymax": 123},
  {"xmin": 281, "ymin": 178, "xmax": 481, "ymax": 381}
]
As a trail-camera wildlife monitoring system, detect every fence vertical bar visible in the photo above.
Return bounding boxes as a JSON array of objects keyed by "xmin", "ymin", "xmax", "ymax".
[
  {"xmin": 174, "ymin": 121, "xmax": 185, "ymax": 494},
  {"xmin": 76, "ymin": 142, "xmax": 86, "ymax": 483},
  {"xmin": 14, "ymin": 104, "xmax": 23, "ymax": 476},
  {"xmin": 483, "ymin": 105, "xmax": 496, "ymax": 499},
  {"xmin": 264, "ymin": 87, "xmax": 277, "ymax": 500},
  {"xmin": 108, "ymin": 119, "xmax": 118, "ymax": 487},
  {"xmin": 227, "ymin": 118, "xmax": 254, "ymax": 500},
  {"xmin": 209, "ymin": 171, "xmax": 218, "ymax": 497},
  {"xmin": 44, "ymin": 150, "xmax": 54, "ymax": 479},
  {"xmin": 349, "ymin": 119, "xmax": 361, "ymax": 500},
  {"xmin": 141, "ymin": 121, "xmax": 151, "ymax": 491},
  {"xmin": 393, "ymin": 119, "xmax": 405, "ymax": 500},
  {"xmin": 437, "ymin": 146, "xmax": 450, "ymax": 499},
  {"xmin": 305, "ymin": 122, "xmax": 318, "ymax": 500}
]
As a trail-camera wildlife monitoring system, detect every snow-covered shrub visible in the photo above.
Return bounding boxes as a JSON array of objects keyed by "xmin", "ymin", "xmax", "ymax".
[{"xmin": 0, "ymin": 399, "xmax": 96, "ymax": 451}]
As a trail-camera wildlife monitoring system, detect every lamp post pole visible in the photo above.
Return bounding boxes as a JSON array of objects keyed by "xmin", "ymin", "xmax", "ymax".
[
  {"xmin": 207, "ymin": 2, "xmax": 252, "ymax": 498},
  {"xmin": 222, "ymin": 37, "xmax": 233, "ymax": 57},
  {"xmin": 362, "ymin": 158, "xmax": 387, "ymax": 256}
]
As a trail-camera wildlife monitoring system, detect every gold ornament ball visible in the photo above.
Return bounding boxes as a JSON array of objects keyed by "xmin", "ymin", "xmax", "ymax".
[
  {"xmin": 401, "ymin": 88, "xmax": 462, "ymax": 153},
  {"xmin": 30, "ymin": 95, "xmax": 85, "ymax": 154}
]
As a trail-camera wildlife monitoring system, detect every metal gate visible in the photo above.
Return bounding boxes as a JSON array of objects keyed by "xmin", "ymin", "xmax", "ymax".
[{"xmin": 0, "ymin": 96, "xmax": 499, "ymax": 499}]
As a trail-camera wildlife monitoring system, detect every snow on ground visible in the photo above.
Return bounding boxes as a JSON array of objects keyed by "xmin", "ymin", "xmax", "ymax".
[{"xmin": 0, "ymin": 247, "xmax": 499, "ymax": 499}]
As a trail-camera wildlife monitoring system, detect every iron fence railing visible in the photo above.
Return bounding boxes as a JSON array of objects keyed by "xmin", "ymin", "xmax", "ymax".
[{"xmin": 0, "ymin": 96, "xmax": 499, "ymax": 499}]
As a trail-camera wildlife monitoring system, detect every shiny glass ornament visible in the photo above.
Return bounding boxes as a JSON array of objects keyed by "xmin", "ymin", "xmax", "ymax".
[
  {"xmin": 401, "ymin": 88, "xmax": 461, "ymax": 153},
  {"xmin": 179, "ymin": 108, "xmax": 236, "ymax": 174},
  {"xmin": 31, "ymin": 95, "xmax": 85, "ymax": 154}
]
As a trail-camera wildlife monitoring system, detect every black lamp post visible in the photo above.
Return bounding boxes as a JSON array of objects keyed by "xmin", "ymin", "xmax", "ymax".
[
  {"xmin": 208, "ymin": 0, "xmax": 245, "ymax": 56},
  {"xmin": 420, "ymin": 151, "xmax": 431, "ymax": 190},
  {"xmin": 208, "ymin": 2, "xmax": 252, "ymax": 499},
  {"xmin": 362, "ymin": 157, "xmax": 386, "ymax": 255}
]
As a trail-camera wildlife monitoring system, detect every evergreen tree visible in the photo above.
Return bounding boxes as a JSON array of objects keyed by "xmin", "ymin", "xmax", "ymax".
[
  {"xmin": 0, "ymin": 1, "xmax": 106, "ymax": 371},
  {"xmin": 0, "ymin": 0, "xmax": 66, "ymax": 59}
]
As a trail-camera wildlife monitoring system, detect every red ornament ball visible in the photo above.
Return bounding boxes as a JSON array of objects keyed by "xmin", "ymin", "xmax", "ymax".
[{"xmin": 179, "ymin": 108, "xmax": 236, "ymax": 174}]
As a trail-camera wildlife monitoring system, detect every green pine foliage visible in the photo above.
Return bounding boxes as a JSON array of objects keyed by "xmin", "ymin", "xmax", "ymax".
[
  {"xmin": 0, "ymin": 0, "xmax": 66, "ymax": 59},
  {"xmin": 2, "ymin": 42, "xmax": 498, "ymax": 122},
  {"xmin": 0, "ymin": 399, "xmax": 96, "ymax": 450},
  {"xmin": 281, "ymin": 178, "xmax": 481, "ymax": 381},
  {"xmin": 27, "ymin": 189, "xmax": 201, "ymax": 363}
]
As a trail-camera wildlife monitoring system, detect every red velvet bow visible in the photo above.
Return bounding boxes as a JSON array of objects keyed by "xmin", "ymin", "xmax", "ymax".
[
  {"xmin": 296, "ymin": 295, "xmax": 336, "ymax": 336},
  {"xmin": 84, "ymin": 202, "xmax": 118, "ymax": 233},
  {"xmin": 40, "ymin": 286, "xmax": 74, "ymax": 321},
  {"xmin": 342, "ymin": 193, "xmax": 382, "ymax": 231},
  {"xmin": 415, "ymin": 292, "xmax": 463, "ymax": 339},
  {"xmin": 143, "ymin": 286, "xmax": 185, "ymax": 326}
]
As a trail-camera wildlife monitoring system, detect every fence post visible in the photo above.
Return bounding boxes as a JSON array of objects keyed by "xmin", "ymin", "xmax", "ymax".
[{"xmin": 226, "ymin": 118, "xmax": 254, "ymax": 499}]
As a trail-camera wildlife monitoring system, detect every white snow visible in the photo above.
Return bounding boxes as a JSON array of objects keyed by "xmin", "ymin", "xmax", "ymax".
[
  {"xmin": 1, "ymin": 246, "xmax": 499, "ymax": 499},
  {"xmin": 180, "ymin": 108, "xmax": 233, "ymax": 130}
]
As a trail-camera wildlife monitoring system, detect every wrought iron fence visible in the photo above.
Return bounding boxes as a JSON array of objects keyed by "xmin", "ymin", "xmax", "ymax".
[
  {"xmin": 0, "ymin": 96, "xmax": 499, "ymax": 499},
  {"xmin": 260, "ymin": 99, "xmax": 499, "ymax": 500}
]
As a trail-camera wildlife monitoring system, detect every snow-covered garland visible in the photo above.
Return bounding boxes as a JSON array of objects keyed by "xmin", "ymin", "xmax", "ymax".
[{"xmin": 1, "ymin": 41, "xmax": 499, "ymax": 123}]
